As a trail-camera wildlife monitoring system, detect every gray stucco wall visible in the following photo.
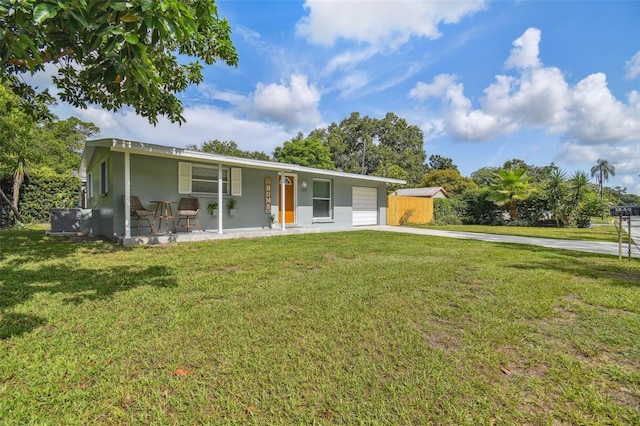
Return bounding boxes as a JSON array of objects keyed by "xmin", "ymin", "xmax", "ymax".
[
  {"xmin": 87, "ymin": 150, "xmax": 389, "ymax": 238},
  {"xmin": 84, "ymin": 147, "xmax": 115, "ymax": 238}
]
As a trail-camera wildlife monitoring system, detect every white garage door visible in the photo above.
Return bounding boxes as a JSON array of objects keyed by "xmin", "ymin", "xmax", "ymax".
[{"xmin": 352, "ymin": 186, "xmax": 378, "ymax": 226}]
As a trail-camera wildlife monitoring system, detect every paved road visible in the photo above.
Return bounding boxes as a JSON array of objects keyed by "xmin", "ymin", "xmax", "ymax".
[{"xmin": 363, "ymin": 225, "xmax": 640, "ymax": 259}]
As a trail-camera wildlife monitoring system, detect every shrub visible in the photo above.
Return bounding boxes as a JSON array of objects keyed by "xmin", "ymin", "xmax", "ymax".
[
  {"xmin": 573, "ymin": 192, "xmax": 609, "ymax": 228},
  {"xmin": 514, "ymin": 192, "xmax": 551, "ymax": 226},
  {"xmin": 433, "ymin": 197, "xmax": 464, "ymax": 225},
  {"xmin": 19, "ymin": 168, "xmax": 82, "ymax": 223},
  {"xmin": 459, "ymin": 188, "xmax": 502, "ymax": 225}
]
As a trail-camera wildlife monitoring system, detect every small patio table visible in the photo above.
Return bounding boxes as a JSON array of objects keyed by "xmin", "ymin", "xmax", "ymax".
[{"xmin": 151, "ymin": 200, "xmax": 177, "ymax": 234}]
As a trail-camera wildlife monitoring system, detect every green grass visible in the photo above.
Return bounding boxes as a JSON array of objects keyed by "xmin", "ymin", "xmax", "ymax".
[
  {"xmin": 1, "ymin": 227, "xmax": 639, "ymax": 424},
  {"xmin": 414, "ymin": 223, "xmax": 627, "ymax": 242}
]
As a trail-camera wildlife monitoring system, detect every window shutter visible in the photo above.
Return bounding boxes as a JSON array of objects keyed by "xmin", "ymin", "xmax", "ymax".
[
  {"xmin": 231, "ymin": 167, "xmax": 242, "ymax": 196},
  {"xmin": 178, "ymin": 162, "xmax": 192, "ymax": 194}
]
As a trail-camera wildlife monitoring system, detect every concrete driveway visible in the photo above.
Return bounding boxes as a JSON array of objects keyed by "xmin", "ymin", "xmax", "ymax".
[{"xmin": 364, "ymin": 225, "xmax": 640, "ymax": 259}]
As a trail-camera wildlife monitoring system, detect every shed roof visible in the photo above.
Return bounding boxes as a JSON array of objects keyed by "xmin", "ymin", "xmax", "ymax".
[
  {"xmin": 391, "ymin": 187, "xmax": 448, "ymax": 197},
  {"xmin": 80, "ymin": 138, "xmax": 406, "ymax": 185}
]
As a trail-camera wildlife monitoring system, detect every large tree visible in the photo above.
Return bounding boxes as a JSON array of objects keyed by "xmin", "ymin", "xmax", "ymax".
[
  {"xmin": 428, "ymin": 154, "xmax": 458, "ymax": 171},
  {"xmin": 33, "ymin": 117, "xmax": 99, "ymax": 173},
  {"xmin": 487, "ymin": 168, "xmax": 534, "ymax": 220},
  {"xmin": 273, "ymin": 133, "xmax": 335, "ymax": 170},
  {"xmin": 590, "ymin": 159, "xmax": 616, "ymax": 198},
  {"xmin": 309, "ymin": 112, "xmax": 426, "ymax": 185},
  {"xmin": 1, "ymin": 0, "xmax": 238, "ymax": 124},
  {"xmin": 470, "ymin": 166, "xmax": 500, "ymax": 188},
  {"xmin": 421, "ymin": 169, "xmax": 477, "ymax": 196}
]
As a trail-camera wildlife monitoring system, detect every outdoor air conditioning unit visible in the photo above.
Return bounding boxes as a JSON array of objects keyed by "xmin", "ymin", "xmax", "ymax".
[{"xmin": 50, "ymin": 208, "xmax": 83, "ymax": 233}]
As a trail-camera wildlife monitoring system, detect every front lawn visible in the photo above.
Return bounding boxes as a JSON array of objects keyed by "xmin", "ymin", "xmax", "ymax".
[{"xmin": 1, "ymin": 228, "xmax": 639, "ymax": 424}]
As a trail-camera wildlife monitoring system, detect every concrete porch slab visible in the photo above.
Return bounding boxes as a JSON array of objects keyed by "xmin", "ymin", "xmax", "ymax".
[{"xmin": 118, "ymin": 225, "xmax": 361, "ymax": 246}]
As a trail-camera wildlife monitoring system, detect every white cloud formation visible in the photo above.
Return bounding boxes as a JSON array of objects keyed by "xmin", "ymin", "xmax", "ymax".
[
  {"xmin": 323, "ymin": 48, "xmax": 379, "ymax": 75},
  {"xmin": 558, "ymin": 141, "xmax": 640, "ymax": 186},
  {"xmin": 70, "ymin": 105, "xmax": 294, "ymax": 154},
  {"xmin": 566, "ymin": 73, "xmax": 640, "ymax": 144},
  {"xmin": 331, "ymin": 71, "xmax": 372, "ymax": 98},
  {"xmin": 296, "ymin": 0, "xmax": 486, "ymax": 47},
  {"xmin": 625, "ymin": 50, "xmax": 640, "ymax": 80},
  {"xmin": 247, "ymin": 74, "xmax": 322, "ymax": 128},
  {"xmin": 409, "ymin": 73, "xmax": 458, "ymax": 99},
  {"xmin": 194, "ymin": 84, "xmax": 246, "ymax": 105},
  {"xmin": 410, "ymin": 27, "xmax": 640, "ymax": 148},
  {"xmin": 505, "ymin": 28, "xmax": 542, "ymax": 70}
]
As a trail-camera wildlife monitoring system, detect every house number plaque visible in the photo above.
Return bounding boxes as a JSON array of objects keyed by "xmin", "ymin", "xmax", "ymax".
[{"xmin": 264, "ymin": 177, "xmax": 272, "ymax": 214}]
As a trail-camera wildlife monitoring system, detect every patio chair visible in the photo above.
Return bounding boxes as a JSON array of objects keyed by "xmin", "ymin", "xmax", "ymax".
[
  {"xmin": 176, "ymin": 197, "xmax": 201, "ymax": 232},
  {"xmin": 122, "ymin": 195, "xmax": 155, "ymax": 235}
]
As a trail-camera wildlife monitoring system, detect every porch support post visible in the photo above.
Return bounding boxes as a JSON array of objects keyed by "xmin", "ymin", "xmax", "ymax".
[
  {"xmin": 280, "ymin": 172, "xmax": 286, "ymax": 231},
  {"xmin": 124, "ymin": 151, "xmax": 131, "ymax": 239},
  {"xmin": 217, "ymin": 163, "xmax": 223, "ymax": 234}
]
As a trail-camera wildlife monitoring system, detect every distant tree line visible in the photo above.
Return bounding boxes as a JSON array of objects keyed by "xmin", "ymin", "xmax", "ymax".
[{"xmin": 430, "ymin": 158, "xmax": 618, "ymax": 228}]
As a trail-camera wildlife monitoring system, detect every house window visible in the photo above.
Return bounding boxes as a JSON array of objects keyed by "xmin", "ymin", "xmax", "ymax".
[
  {"xmin": 192, "ymin": 164, "xmax": 228, "ymax": 194},
  {"xmin": 178, "ymin": 162, "xmax": 242, "ymax": 195},
  {"xmin": 313, "ymin": 179, "xmax": 332, "ymax": 219},
  {"xmin": 99, "ymin": 160, "xmax": 108, "ymax": 195},
  {"xmin": 87, "ymin": 173, "xmax": 94, "ymax": 200}
]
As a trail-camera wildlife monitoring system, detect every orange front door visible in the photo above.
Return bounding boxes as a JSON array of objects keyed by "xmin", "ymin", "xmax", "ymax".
[{"xmin": 278, "ymin": 175, "xmax": 295, "ymax": 224}]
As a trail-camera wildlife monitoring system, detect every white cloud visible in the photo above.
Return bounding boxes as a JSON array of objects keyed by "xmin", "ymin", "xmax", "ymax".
[
  {"xmin": 247, "ymin": 74, "xmax": 322, "ymax": 128},
  {"xmin": 409, "ymin": 74, "xmax": 458, "ymax": 100},
  {"xmin": 194, "ymin": 84, "xmax": 246, "ymax": 105},
  {"xmin": 296, "ymin": 0, "xmax": 486, "ymax": 47},
  {"xmin": 558, "ymin": 142, "xmax": 640, "ymax": 188},
  {"xmin": 481, "ymin": 67, "xmax": 571, "ymax": 131},
  {"xmin": 410, "ymin": 27, "xmax": 640, "ymax": 148},
  {"xmin": 331, "ymin": 71, "xmax": 372, "ymax": 98},
  {"xmin": 419, "ymin": 119, "xmax": 447, "ymax": 140},
  {"xmin": 74, "ymin": 106, "xmax": 119, "ymax": 129},
  {"xmin": 51, "ymin": 103, "xmax": 295, "ymax": 156},
  {"xmin": 565, "ymin": 73, "xmax": 640, "ymax": 144},
  {"xmin": 629, "ymin": 90, "xmax": 640, "ymax": 108},
  {"xmin": 505, "ymin": 28, "xmax": 542, "ymax": 70},
  {"xmin": 625, "ymin": 50, "xmax": 640, "ymax": 80},
  {"xmin": 323, "ymin": 48, "xmax": 379, "ymax": 75}
]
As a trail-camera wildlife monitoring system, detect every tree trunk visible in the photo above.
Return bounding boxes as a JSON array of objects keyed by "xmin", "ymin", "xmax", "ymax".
[
  {"xmin": 12, "ymin": 171, "xmax": 23, "ymax": 212},
  {"xmin": 0, "ymin": 187, "xmax": 22, "ymax": 222},
  {"xmin": 509, "ymin": 200, "xmax": 517, "ymax": 220}
]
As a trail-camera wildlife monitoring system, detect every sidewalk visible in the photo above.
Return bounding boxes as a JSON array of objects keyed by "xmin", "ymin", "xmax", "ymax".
[{"xmin": 363, "ymin": 226, "xmax": 640, "ymax": 259}]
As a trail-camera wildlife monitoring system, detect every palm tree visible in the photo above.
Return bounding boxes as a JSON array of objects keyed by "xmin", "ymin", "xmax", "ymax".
[
  {"xmin": 487, "ymin": 168, "xmax": 534, "ymax": 220},
  {"xmin": 590, "ymin": 159, "xmax": 615, "ymax": 197},
  {"xmin": 546, "ymin": 168, "xmax": 567, "ymax": 227},
  {"xmin": 559, "ymin": 171, "xmax": 590, "ymax": 225}
]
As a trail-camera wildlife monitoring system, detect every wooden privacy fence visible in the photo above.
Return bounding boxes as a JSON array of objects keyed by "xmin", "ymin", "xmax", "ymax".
[{"xmin": 386, "ymin": 195, "xmax": 434, "ymax": 225}]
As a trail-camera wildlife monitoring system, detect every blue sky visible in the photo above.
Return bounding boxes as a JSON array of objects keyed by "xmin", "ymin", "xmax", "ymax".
[{"xmin": 48, "ymin": 1, "xmax": 640, "ymax": 192}]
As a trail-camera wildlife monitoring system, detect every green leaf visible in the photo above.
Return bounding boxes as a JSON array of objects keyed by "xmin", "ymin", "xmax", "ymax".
[
  {"xmin": 124, "ymin": 33, "xmax": 139, "ymax": 45},
  {"xmin": 33, "ymin": 3, "xmax": 58, "ymax": 24},
  {"xmin": 68, "ymin": 8, "xmax": 90, "ymax": 28},
  {"xmin": 141, "ymin": 0, "xmax": 155, "ymax": 12},
  {"xmin": 109, "ymin": 2, "xmax": 130, "ymax": 12},
  {"xmin": 121, "ymin": 13, "xmax": 139, "ymax": 23}
]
